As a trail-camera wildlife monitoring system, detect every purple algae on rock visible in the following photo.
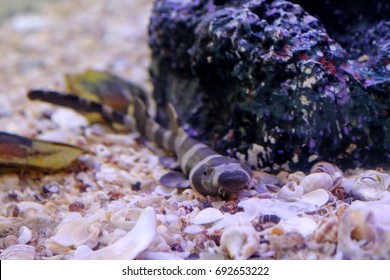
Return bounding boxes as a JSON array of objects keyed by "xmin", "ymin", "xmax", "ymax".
[{"xmin": 148, "ymin": 0, "xmax": 389, "ymax": 171}]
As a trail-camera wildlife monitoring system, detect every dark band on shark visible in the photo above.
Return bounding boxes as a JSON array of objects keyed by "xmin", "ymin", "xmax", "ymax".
[{"xmin": 28, "ymin": 89, "xmax": 252, "ymax": 195}]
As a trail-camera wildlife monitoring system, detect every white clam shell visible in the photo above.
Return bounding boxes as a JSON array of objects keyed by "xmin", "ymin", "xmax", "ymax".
[
  {"xmin": 152, "ymin": 185, "xmax": 177, "ymax": 196},
  {"xmin": 51, "ymin": 108, "xmax": 88, "ymax": 130},
  {"xmin": 47, "ymin": 210, "xmax": 104, "ymax": 248},
  {"xmin": 78, "ymin": 207, "xmax": 157, "ymax": 260},
  {"xmin": 219, "ymin": 223, "xmax": 259, "ymax": 260},
  {"xmin": 183, "ymin": 224, "xmax": 205, "ymax": 234},
  {"xmin": 191, "ymin": 208, "xmax": 224, "ymax": 225},
  {"xmin": 300, "ymin": 172, "xmax": 334, "ymax": 193},
  {"xmin": 277, "ymin": 181, "xmax": 304, "ymax": 201},
  {"xmin": 18, "ymin": 226, "xmax": 32, "ymax": 244},
  {"xmin": 0, "ymin": 244, "xmax": 36, "ymax": 260},
  {"xmin": 17, "ymin": 201, "xmax": 45, "ymax": 214},
  {"xmin": 300, "ymin": 189, "xmax": 330, "ymax": 207},
  {"xmin": 110, "ymin": 208, "xmax": 143, "ymax": 231},
  {"xmin": 279, "ymin": 217, "xmax": 317, "ymax": 237}
]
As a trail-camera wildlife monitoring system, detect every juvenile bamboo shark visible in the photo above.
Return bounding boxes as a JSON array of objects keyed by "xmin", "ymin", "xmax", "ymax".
[{"xmin": 28, "ymin": 90, "xmax": 252, "ymax": 195}]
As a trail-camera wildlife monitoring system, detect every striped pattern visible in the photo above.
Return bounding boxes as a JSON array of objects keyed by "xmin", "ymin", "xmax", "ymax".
[{"xmin": 28, "ymin": 89, "xmax": 252, "ymax": 195}]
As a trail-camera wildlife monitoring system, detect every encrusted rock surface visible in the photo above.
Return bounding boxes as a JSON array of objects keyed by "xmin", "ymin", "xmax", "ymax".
[{"xmin": 149, "ymin": 0, "xmax": 389, "ymax": 171}]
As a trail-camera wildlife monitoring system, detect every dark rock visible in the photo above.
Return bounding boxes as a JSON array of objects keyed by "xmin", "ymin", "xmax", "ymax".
[{"xmin": 148, "ymin": 0, "xmax": 389, "ymax": 171}]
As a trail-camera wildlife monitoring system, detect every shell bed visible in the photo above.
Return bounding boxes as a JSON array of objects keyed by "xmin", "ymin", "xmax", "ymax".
[{"xmin": 0, "ymin": 0, "xmax": 390, "ymax": 260}]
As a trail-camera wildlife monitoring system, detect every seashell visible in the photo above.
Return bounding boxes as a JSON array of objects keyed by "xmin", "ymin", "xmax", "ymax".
[
  {"xmin": 300, "ymin": 172, "xmax": 334, "ymax": 193},
  {"xmin": 110, "ymin": 208, "xmax": 143, "ymax": 231},
  {"xmin": 350, "ymin": 170, "xmax": 390, "ymax": 201},
  {"xmin": 184, "ymin": 224, "xmax": 205, "ymax": 234},
  {"xmin": 68, "ymin": 201, "xmax": 85, "ymax": 212},
  {"xmin": 152, "ymin": 185, "xmax": 177, "ymax": 196},
  {"xmin": 51, "ymin": 108, "xmax": 88, "ymax": 130},
  {"xmin": 335, "ymin": 202, "xmax": 349, "ymax": 219},
  {"xmin": 159, "ymin": 156, "xmax": 180, "ymax": 170},
  {"xmin": 258, "ymin": 214, "xmax": 281, "ymax": 225},
  {"xmin": 252, "ymin": 183, "xmax": 280, "ymax": 195},
  {"xmin": 377, "ymin": 191, "xmax": 390, "ymax": 203},
  {"xmin": 313, "ymin": 216, "xmax": 338, "ymax": 243},
  {"xmin": 37, "ymin": 130, "xmax": 86, "ymax": 146},
  {"xmin": 48, "ymin": 209, "xmax": 104, "ymax": 247},
  {"xmin": 36, "ymin": 249, "xmax": 54, "ymax": 259},
  {"xmin": 219, "ymin": 223, "xmax": 259, "ymax": 260},
  {"xmin": 41, "ymin": 181, "xmax": 60, "ymax": 196},
  {"xmin": 2, "ymin": 235, "xmax": 19, "ymax": 248},
  {"xmin": 17, "ymin": 201, "xmax": 45, "ymax": 215},
  {"xmin": 78, "ymin": 207, "xmax": 157, "ymax": 260},
  {"xmin": 315, "ymin": 206, "xmax": 330, "ymax": 217},
  {"xmin": 219, "ymin": 201, "xmax": 241, "ymax": 214},
  {"xmin": 6, "ymin": 204, "xmax": 21, "ymax": 217},
  {"xmin": 191, "ymin": 208, "xmax": 224, "ymax": 225},
  {"xmin": 255, "ymin": 214, "xmax": 282, "ymax": 231},
  {"xmin": 339, "ymin": 177, "xmax": 355, "ymax": 193},
  {"xmin": 300, "ymin": 189, "xmax": 330, "ymax": 207},
  {"xmin": 268, "ymin": 232, "xmax": 306, "ymax": 259},
  {"xmin": 0, "ymin": 244, "xmax": 36, "ymax": 260},
  {"xmin": 85, "ymin": 238, "xmax": 100, "ymax": 250},
  {"xmin": 337, "ymin": 201, "xmax": 390, "ymax": 259},
  {"xmin": 278, "ymin": 217, "xmax": 317, "ymax": 238},
  {"xmin": 288, "ymin": 171, "xmax": 306, "ymax": 184},
  {"xmin": 252, "ymin": 170, "xmax": 284, "ymax": 187},
  {"xmin": 73, "ymin": 245, "xmax": 93, "ymax": 259},
  {"xmin": 159, "ymin": 171, "xmax": 190, "ymax": 189},
  {"xmin": 311, "ymin": 161, "xmax": 343, "ymax": 178},
  {"xmin": 206, "ymin": 212, "xmax": 246, "ymax": 232},
  {"xmin": 277, "ymin": 181, "xmax": 304, "ymax": 201},
  {"xmin": 18, "ymin": 226, "xmax": 32, "ymax": 244}
]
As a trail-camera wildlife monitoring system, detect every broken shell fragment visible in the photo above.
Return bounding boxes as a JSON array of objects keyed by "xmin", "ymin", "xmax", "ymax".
[
  {"xmin": 18, "ymin": 226, "xmax": 32, "ymax": 244},
  {"xmin": 300, "ymin": 173, "xmax": 334, "ymax": 193},
  {"xmin": 219, "ymin": 223, "xmax": 259, "ymax": 260},
  {"xmin": 2, "ymin": 235, "xmax": 18, "ymax": 248},
  {"xmin": 183, "ymin": 224, "xmax": 205, "ymax": 234},
  {"xmin": 311, "ymin": 161, "xmax": 343, "ymax": 178},
  {"xmin": 313, "ymin": 216, "xmax": 338, "ymax": 243},
  {"xmin": 159, "ymin": 171, "xmax": 190, "ymax": 189},
  {"xmin": 78, "ymin": 207, "xmax": 156, "ymax": 260},
  {"xmin": 191, "ymin": 208, "xmax": 224, "ymax": 225},
  {"xmin": 0, "ymin": 244, "xmax": 36, "ymax": 260},
  {"xmin": 350, "ymin": 170, "xmax": 390, "ymax": 201},
  {"xmin": 277, "ymin": 181, "xmax": 304, "ymax": 201},
  {"xmin": 51, "ymin": 108, "xmax": 88, "ymax": 130},
  {"xmin": 337, "ymin": 201, "xmax": 390, "ymax": 259},
  {"xmin": 47, "ymin": 209, "xmax": 104, "ymax": 248},
  {"xmin": 287, "ymin": 171, "xmax": 306, "ymax": 184},
  {"xmin": 300, "ymin": 189, "xmax": 330, "ymax": 207},
  {"xmin": 109, "ymin": 208, "xmax": 143, "ymax": 231},
  {"xmin": 159, "ymin": 156, "xmax": 180, "ymax": 170},
  {"xmin": 278, "ymin": 217, "xmax": 317, "ymax": 238}
]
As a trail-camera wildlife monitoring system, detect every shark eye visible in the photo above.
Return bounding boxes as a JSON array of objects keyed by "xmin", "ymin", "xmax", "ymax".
[{"xmin": 203, "ymin": 166, "xmax": 214, "ymax": 176}]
